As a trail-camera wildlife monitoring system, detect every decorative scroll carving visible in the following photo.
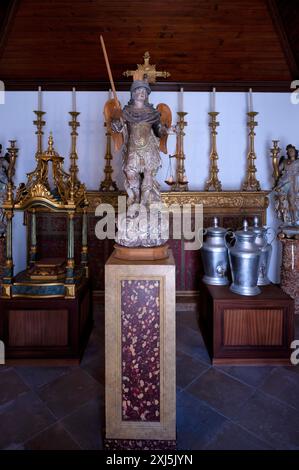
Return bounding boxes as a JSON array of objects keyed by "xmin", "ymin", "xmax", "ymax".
[{"xmin": 86, "ymin": 190, "xmax": 269, "ymax": 213}]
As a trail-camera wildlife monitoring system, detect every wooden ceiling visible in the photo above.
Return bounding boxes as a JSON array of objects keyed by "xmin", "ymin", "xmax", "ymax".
[{"xmin": 0, "ymin": 0, "xmax": 298, "ymax": 90}]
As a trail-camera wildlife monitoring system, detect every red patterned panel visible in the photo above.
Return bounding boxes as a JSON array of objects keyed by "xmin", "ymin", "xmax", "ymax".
[{"xmin": 121, "ymin": 279, "xmax": 160, "ymax": 422}]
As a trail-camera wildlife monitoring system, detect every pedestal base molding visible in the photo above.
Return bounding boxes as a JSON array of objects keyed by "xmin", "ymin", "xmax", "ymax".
[{"xmin": 104, "ymin": 438, "xmax": 177, "ymax": 451}]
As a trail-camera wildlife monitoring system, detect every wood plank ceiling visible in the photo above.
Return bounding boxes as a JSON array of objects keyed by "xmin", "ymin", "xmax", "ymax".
[{"xmin": 0, "ymin": 0, "xmax": 298, "ymax": 90}]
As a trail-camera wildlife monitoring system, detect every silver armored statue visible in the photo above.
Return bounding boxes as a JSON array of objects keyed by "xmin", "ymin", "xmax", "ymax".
[{"xmin": 105, "ymin": 77, "xmax": 172, "ymax": 247}]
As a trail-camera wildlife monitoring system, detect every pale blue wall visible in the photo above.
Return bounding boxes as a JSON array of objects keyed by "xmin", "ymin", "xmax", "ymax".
[{"xmin": 1, "ymin": 90, "xmax": 299, "ymax": 281}]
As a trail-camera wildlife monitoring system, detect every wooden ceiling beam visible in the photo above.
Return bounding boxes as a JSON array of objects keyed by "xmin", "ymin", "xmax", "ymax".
[
  {"xmin": 2, "ymin": 79, "xmax": 292, "ymax": 92},
  {"xmin": 267, "ymin": 0, "xmax": 299, "ymax": 79},
  {"xmin": 0, "ymin": 0, "xmax": 20, "ymax": 61}
]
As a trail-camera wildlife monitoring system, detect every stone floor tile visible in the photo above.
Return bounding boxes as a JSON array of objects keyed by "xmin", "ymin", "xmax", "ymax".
[
  {"xmin": 81, "ymin": 355, "xmax": 105, "ymax": 386},
  {"xmin": 216, "ymin": 365, "xmax": 274, "ymax": 388},
  {"xmin": 0, "ymin": 391, "xmax": 56, "ymax": 449},
  {"xmin": 24, "ymin": 422, "xmax": 81, "ymax": 450},
  {"xmin": 62, "ymin": 398, "xmax": 104, "ymax": 450},
  {"xmin": 176, "ymin": 325, "xmax": 210, "ymax": 364},
  {"xmin": 259, "ymin": 367, "xmax": 299, "ymax": 411},
  {"xmin": 205, "ymin": 421, "xmax": 273, "ymax": 450},
  {"xmin": 177, "ymin": 310, "xmax": 200, "ymax": 330},
  {"xmin": 235, "ymin": 390, "xmax": 299, "ymax": 450},
  {"xmin": 176, "ymin": 350, "xmax": 210, "ymax": 389},
  {"xmin": 80, "ymin": 329, "xmax": 105, "ymax": 367},
  {"xmin": 37, "ymin": 368, "xmax": 103, "ymax": 419},
  {"xmin": 15, "ymin": 366, "xmax": 71, "ymax": 390},
  {"xmin": 177, "ymin": 390, "xmax": 227, "ymax": 450},
  {"xmin": 186, "ymin": 368, "xmax": 254, "ymax": 419},
  {"xmin": 0, "ymin": 369, "xmax": 29, "ymax": 406}
]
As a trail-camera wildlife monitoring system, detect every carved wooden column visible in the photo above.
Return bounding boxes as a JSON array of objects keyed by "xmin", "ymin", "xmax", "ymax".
[
  {"xmin": 65, "ymin": 211, "xmax": 75, "ymax": 298},
  {"xmin": 29, "ymin": 208, "xmax": 37, "ymax": 266},
  {"xmin": 81, "ymin": 208, "xmax": 89, "ymax": 277}
]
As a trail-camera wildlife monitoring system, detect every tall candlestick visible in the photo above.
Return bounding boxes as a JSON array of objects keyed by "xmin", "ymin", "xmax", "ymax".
[
  {"xmin": 72, "ymin": 87, "xmax": 76, "ymax": 112},
  {"xmin": 38, "ymin": 86, "xmax": 42, "ymax": 111},
  {"xmin": 211, "ymin": 87, "xmax": 216, "ymax": 112},
  {"xmin": 179, "ymin": 87, "xmax": 184, "ymax": 112},
  {"xmin": 248, "ymin": 88, "xmax": 253, "ymax": 112}
]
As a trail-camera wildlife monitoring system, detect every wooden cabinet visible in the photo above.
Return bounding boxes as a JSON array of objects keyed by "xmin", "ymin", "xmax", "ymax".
[
  {"xmin": 0, "ymin": 279, "xmax": 93, "ymax": 365},
  {"xmin": 200, "ymin": 283, "xmax": 294, "ymax": 365}
]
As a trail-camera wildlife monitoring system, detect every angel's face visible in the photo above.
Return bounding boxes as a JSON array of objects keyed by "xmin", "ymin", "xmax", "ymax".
[{"xmin": 132, "ymin": 87, "xmax": 148, "ymax": 104}]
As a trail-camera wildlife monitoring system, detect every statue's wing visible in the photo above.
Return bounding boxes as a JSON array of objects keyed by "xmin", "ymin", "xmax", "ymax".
[
  {"xmin": 104, "ymin": 98, "xmax": 124, "ymax": 152},
  {"xmin": 157, "ymin": 103, "xmax": 172, "ymax": 154}
]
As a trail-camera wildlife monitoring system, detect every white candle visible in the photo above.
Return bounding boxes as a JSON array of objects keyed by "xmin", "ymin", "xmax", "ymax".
[
  {"xmin": 248, "ymin": 88, "xmax": 253, "ymax": 112},
  {"xmin": 179, "ymin": 87, "xmax": 184, "ymax": 111},
  {"xmin": 211, "ymin": 87, "xmax": 216, "ymax": 112},
  {"xmin": 38, "ymin": 86, "xmax": 42, "ymax": 111},
  {"xmin": 72, "ymin": 87, "xmax": 76, "ymax": 112},
  {"xmin": 109, "ymin": 88, "xmax": 112, "ymax": 100}
]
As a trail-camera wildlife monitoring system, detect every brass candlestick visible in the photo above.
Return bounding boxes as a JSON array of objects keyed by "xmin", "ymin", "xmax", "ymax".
[
  {"xmin": 270, "ymin": 140, "xmax": 281, "ymax": 186},
  {"xmin": 242, "ymin": 111, "xmax": 261, "ymax": 191},
  {"xmin": 174, "ymin": 111, "xmax": 188, "ymax": 191},
  {"xmin": 33, "ymin": 110, "xmax": 46, "ymax": 160},
  {"xmin": 69, "ymin": 111, "xmax": 80, "ymax": 188},
  {"xmin": 205, "ymin": 112, "xmax": 222, "ymax": 191},
  {"xmin": 5, "ymin": 140, "xmax": 18, "ymax": 205},
  {"xmin": 99, "ymin": 122, "xmax": 118, "ymax": 191}
]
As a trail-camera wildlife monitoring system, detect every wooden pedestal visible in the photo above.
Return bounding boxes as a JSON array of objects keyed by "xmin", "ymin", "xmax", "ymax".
[
  {"xmin": 105, "ymin": 249, "xmax": 176, "ymax": 450},
  {"xmin": 0, "ymin": 279, "xmax": 93, "ymax": 365},
  {"xmin": 200, "ymin": 283, "xmax": 294, "ymax": 365}
]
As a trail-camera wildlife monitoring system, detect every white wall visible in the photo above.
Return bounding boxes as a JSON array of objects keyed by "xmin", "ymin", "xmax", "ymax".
[{"xmin": 1, "ymin": 91, "xmax": 298, "ymax": 281}]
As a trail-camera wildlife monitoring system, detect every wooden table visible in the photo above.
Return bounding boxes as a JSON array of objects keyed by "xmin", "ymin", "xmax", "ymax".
[{"xmin": 199, "ymin": 283, "xmax": 294, "ymax": 365}]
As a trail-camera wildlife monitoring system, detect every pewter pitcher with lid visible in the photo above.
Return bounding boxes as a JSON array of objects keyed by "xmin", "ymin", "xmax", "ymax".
[
  {"xmin": 250, "ymin": 216, "xmax": 274, "ymax": 286},
  {"xmin": 227, "ymin": 219, "xmax": 263, "ymax": 296},
  {"xmin": 201, "ymin": 217, "xmax": 229, "ymax": 286}
]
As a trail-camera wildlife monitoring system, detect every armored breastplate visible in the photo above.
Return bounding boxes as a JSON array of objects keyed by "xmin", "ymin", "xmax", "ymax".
[{"xmin": 129, "ymin": 122, "xmax": 152, "ymax": 149}]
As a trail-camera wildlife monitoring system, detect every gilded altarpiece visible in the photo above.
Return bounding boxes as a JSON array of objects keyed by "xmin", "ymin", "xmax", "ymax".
[{"xmin": 26, "ymin": 190, "xmax": 269, "ymax": 295}]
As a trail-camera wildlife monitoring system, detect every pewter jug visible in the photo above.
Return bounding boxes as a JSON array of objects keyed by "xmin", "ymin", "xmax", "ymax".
[
  {"xmin": 227, "ymin": 220, "xmax": 262, "ymax": 296},
  {"xmin": 201, "ymin": 217, "xmax": 229, "ymax": 285},
  {"xmin": 250, "ymin": 216, "xmax": 274, "ymax": 286}
]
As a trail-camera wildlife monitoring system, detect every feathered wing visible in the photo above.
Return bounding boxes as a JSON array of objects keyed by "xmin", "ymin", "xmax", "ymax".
[
  {"xmin": 104, "ymin": 98, "xmax": 124, "ymax": 152},
  {"xmin": 157, "ymin": 103, "xmax": 172, "ymax": 154}
]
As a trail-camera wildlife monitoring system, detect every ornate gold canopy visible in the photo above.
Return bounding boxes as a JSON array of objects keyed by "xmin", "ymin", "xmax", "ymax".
[{"xmin": 8, "ymin": 133, "xmax": 88, "ymax": 212}]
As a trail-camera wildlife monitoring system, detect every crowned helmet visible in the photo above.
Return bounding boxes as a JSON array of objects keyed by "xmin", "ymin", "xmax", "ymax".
[{"xmin": 130, "ymin": 71, "xmax": 151, "ymax": 95}]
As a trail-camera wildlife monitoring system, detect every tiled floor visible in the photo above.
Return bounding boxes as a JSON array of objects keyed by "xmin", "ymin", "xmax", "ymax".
[{"xmin": 0, "ymin": 304, "xmax": 299, "ymax": 450}]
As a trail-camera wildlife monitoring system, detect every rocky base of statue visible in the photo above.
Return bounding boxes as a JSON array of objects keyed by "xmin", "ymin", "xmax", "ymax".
[
  {"xmin": 277, "ymin": 225, "xmax": 299, "ymax": 239},
  {"xmin": 116, "ymin": 203, "xmax": 168, "ymax": 246},
  {"xmin": 279, "ymin": 235, "xmax": 299, "ymax": 314}
]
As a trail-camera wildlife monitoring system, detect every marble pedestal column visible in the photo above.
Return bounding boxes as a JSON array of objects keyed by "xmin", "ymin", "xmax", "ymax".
[
  {"xmin": 105, "ymin": 249, "xmax": 176, "ymax": 450},
  {"xmin": 0, "ymin": 238, "xmax": 5, "ymax": 279},
  {"xmin": 280, "ymin": 238, "xmax": 299, "ymax": 315}
]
